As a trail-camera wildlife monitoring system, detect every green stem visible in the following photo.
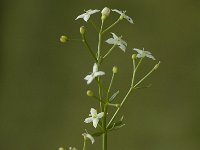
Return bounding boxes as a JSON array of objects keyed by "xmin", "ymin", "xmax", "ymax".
[
  {"xmin": 107, "ymin": 72, "xmax": 115, "ymax": 99},
  {"xmin": 103, "ymin": 44, "xmax": 117, "ymax": 59},
  {"xmin": 102, "ymin": 17, "xmax": 121, "ymax": 35},
  {"xmin": 83, "ymin": 138, "xmax": 86, "ymax": 150},
  {"xmin": 82, "ymin": 34, "xmax": 97, "ymax": 62},
  {"xmin": 89, "ymin": 20, "xmax": 99, "ymax": 33},
  {"xmin": 107, "ymin": 59, "xmax": 159, "ymax": 128},
  {"xmin": 102, "ymin": 103, "xmax": 108, "ymax": 150}
]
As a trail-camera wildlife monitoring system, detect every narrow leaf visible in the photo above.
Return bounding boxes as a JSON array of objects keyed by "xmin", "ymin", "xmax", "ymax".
[{"xmin": 109, "ymin": 90, "xmax": 119, "ymax": 102}]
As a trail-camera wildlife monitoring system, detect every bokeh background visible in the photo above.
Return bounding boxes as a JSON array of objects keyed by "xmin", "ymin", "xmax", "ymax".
[{"xmin": 1, "ymin": 0, "xmax": 200, "ymax": 150}]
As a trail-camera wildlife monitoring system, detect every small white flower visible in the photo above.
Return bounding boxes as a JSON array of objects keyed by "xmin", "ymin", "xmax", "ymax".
[
  {"xmin": 105, "ymin": 32, "xmax": 127, "ymax": 52},
  {"xmin": 84, "ymin": 108, "xmax": 104, "ymax": 128},
  {"xmin": 133, "ymin": 48, "xmax": 155, "ymax": 60},
  {"xmin": 75, "ymin": 9, "xmax": 100, "ymax": 22},
  {"xmin": 69, "ymin": 147, "xmax": 77, "ymax": 150},
  {"xmin": 101, "ymin": 7, "xmax": 111, "ymax": 17},
  {"xmin": 112, "ymin": 9, "xmax": 134, "ymax": 24},
  {"xmin": 82, "ymin": 132, "xmax": 95, "ymax": 144},
  {"xmin": 84, "ymin": 63, "xmax": 105, "ymax": 84}
]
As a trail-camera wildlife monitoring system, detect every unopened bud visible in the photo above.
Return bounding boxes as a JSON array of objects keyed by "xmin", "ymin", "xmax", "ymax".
[
  {"xmin": 119, "ymin": 15, "xmax": 124, "ymax": 20},
  {"xmin": 80, "ymin": 26, "xmax": 86, "ymax": 35},
  {"xmin": 58, "ymin": 147, "xmax": 65, "ymax": 150},
  {"xmin": 115, "ymin": 104, "xmax": 121, "ymax": 108},
  {"xmin": 112, "ymin": 66, "xmax": 118, "ymax": 74},
  {"xmin": 132, "ymin": 54, "xmax": 137, "ymax": 60},
  {"xmin": 87, "ymin": 90, "xmax": 94, "ymax": 97},
  {"xmin": 153, "ymin": 61, "xmax": 161, "ymax": 70},
  {"xmin": 101, "ymin": 7, "xmax": 111, "ymax": 18},
  {"xmin": 60, "ymin": 35, "xmax": 68, "ymax": 43}
]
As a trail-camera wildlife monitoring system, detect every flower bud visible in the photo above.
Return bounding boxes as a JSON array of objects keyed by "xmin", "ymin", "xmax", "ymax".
[
  {"xmin": 80, "ymin": 26, "xmax": 86, "ymax": 35},
  {"xmin": 87, "ymin": 90, "xmax": 94, "ymax": 97},
  {"xmin": 112, "ymin": 66, "xmax": 118, "ymax": 74},
  {"xmin": 101, "ymin": 7, "xmax": 111, "ymax": 17},
  {"xmin": 153, "ymin": 61, "xmax": 161, "ymax": 70},
  {"xmin": 58, "ymin": 147, "xmax": 65, "ymax": 150},
  {"xmin": 132, "ymin": 54, "xmax": 137, "ymax": 60},
  {"xmin": 115, "ymin": 104, "xmax": 121, "ymax": 108},
  {"xmin": 119, "ymin": 15, "xmax": 124, "ymax": 20},
  {"xmin": 60, "ymin": 35, "xmax": 68, "ymax": 43}
]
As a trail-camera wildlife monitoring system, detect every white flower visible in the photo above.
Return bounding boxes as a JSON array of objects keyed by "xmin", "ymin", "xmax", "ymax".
[
  {"xmin": 133, "ymin": 48, "xmax": 155, "ymax": 60},
  {"xmin": 84, "ymin": 63, "xmax": 105, "ymax": 84},
  {"xmin": 84, "ymin": 108, "xmax": 104, "ymax": 128},
  {"xmin": 112, "ymin": 9, "xmax": 134, "ymax": 24},
  {"xmin": 69, "ymin": 147, "xmax": 77, "ymax": 150},
  {"xmin": 75, "ymin": 9, "xmax": 100, "ymax": 22},
  {"xmin": 82, "ymin": 132, "xmax": 95, "ymax": 144},
  {"xmin": 105, "ymin": 32, "xmax": 127, "ymax": 52}
]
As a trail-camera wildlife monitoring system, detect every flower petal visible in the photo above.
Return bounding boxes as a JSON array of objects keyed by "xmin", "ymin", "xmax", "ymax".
[
  {"xmin": 87, "ymin": 77, "xmax": 94, "ymax": 84},
  {"xmin": 82, "ymin": 133, "xmax": 95, "ymax": 144},
  {"xmin": 111, "ymin": 32, "xmax": 118, "ymax": 40},
  {"xmin": 97, "ymin": 112, "xmax": 104, "ymax": 119},
  {"xmin": 90, "ymin": 108, "xmax": 97, "ymax": 116},
  {"xmin": 93, "ymin": 63, "xmax": 98, "ymax": 73},
  {"xmin": 105, "ymin": 38, "xmax": 116, "ymax": 45},
  {"xmin": 133, "ymin": 48, "xmax": 143, "ymax": 54},
  {"xmin": 75, "ymin": 13, "xmax": 86, "ymax": 20},
  {"xmin": 92, "ymin": 118, "xmax": 99, "ymax": 128},
  {"xmin": 83, "ymin": 14, "xmax": 90, "ymax": 22},
  {"xmin": 146, "ymin": 54, "xmax": 155, "ymax": 60},
  {"xmin": 111, "ymin": 9, "xmax": 123, "ymax": 15},
  {"xmin": 84, "ymin": 117, "xmax": 93, "ymax": 123},
  {"xmin": 124, "ymin": 15, "xmax": 134, "ymax": 24},
  {"xmin": 87, "ymin": 9, "xmax": 100, "ymax": 15},
  {"xmin": 94, "ymin": 71, "xmax": 105, "ymax": 77},
  {"xmin": 84, "ymin": 75, "xmax": 92, "ymax": 80},
  {"xmin": 118, "ymin": 44, "xmax": 126, "ymax": 52}
]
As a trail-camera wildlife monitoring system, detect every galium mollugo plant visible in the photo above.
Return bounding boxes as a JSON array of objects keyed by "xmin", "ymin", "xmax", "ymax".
[{"xmin": 59, "ymin": 7, "xmax": 161, "ymax": 150}]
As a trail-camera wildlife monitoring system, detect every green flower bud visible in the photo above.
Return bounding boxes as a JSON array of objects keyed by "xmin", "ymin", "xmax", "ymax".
[
  {"xmin": 58, "ymin": 147, "xmax": 65, "ymax": 150},
  {"xmin": 153, "ymin": 61, "xmax": 161, "ymax": 70},
  {"xmin": 101, "ymin": 7, "xmax": 111, "ymax": 17},
  {"xmin": 80, "ymin": 26, "xmax": 86, "ymax": 35},
  {"xmin": 112, "ymin": 66, "xmax": 118, "ymax": 74},
  {"xmin": 60, "ymin": 35, "xmax": 68, "ymax": 43},
  {"xmin": 119, "ymin": 15, "xmax": 124, "ymax": 20},
  {"xmin": 101, "ymin": 15, "xmax": 107, "ymax": 21},
  {"xmin": 132, "ymin": 54, "xmax": 137, "ymax": 60},
  {"xmin": 87, "ymin": 90, "xmax": 94, "ymax": 97}
]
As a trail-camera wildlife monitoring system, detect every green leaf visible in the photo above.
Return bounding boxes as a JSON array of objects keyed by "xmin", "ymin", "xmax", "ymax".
[
  {"xmin": 109, "ymin": 90, "xmax": 119, "ymax": 102},
  {"xmin": 107, "ymin": 116, "xmax": 125, "ymax": 131}
]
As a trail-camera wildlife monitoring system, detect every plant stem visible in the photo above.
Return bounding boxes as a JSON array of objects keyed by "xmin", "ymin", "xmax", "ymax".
[
  {"xmin": 83, "ymin": 138, "xmax": 86, "ymax": 150},
  {"xmin": 103, "ymin": 44, "xmax": 117, "ymax": 59},
  {"xmin": 107, "ymin": 61, "xmax": 159, "ymax": 128},
  {"xmin": 102, "ymin": 17, "xmax": 121, "ymax": 35},
  {"xmin": 82, "ymin": 34, "xmax": 97, "ymax": 62}
]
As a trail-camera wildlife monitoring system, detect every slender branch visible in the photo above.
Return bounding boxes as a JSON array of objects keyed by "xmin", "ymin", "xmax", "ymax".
[
  {"xmin": 89, "ymin": 19, "xmax": 99, "ymax": 33},
  {"xmin": 106, "ymin": 72, "xmax": 115, "ymax": 99},
  {"xmin": 103, "ymin": 44, "xmax": 117, "ymax": 59},
  {"xmin": 102, "ymin": 17, "xmax": 121, "ymax": 35},
  {"xmin": 82, "ymin": 34, "xmax": 97, "ymax": 62},
  {"xmin": 107, "ymin": 61, "xmax": 160, "ymax": 128},
  {"xmin": 83, "ymin": 138, "xmax": 86, "ymax": 150}
]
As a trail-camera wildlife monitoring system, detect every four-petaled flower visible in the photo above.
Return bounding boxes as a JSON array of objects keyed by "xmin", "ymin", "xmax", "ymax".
[
  {"xmin": 133, "ymin": 48, "xmax": 155, "ymax": 60},
  {"xmin": 106, "ymin": 32, "xmax": 127, "ymax": 52},
  {"xmin": 84, "ymin": 108, "xmax": 104, "ymax": 128},
  {"xmin": 84, "ymin": 63, "xmax": 105, "ymax": 84},
  {"xmin": 112, "ymin": 9, "xmax": 134, "ymax": 24},
  {"xmin": 82, "ymin": 132, "xmax": 95, "ymax": 144},
  {"xmin": 75, "ymin": 9, "xmax": 100, "ymax": 22}
]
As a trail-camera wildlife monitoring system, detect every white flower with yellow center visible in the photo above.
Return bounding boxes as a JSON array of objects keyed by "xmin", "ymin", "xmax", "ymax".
[
  {"xmin": 84, "ymin": 63, "xmax": 105, "ymax": 84},
  {"xmin": 105, "ymin": 32, "xmax": 127, "ymax": 52},
  {"xmin": 112, "ymin": 9, "xmax": 134, "ymax": 24},
  {"xmin": 133, "ymin": 48, "xmax": 155, "ymax": 60},
  {"xmin": 75, "ymin": 9, "xmax": 100, "ymax": 22},
  {"xmin": 84, "ymin": 108, "xmax": 104, "ymax": 128}
]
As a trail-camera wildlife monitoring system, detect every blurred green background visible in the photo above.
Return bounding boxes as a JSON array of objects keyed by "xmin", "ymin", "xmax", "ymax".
[{"xmin": 1, "ymin": 0, "xmax": 200, "ymax": 150}]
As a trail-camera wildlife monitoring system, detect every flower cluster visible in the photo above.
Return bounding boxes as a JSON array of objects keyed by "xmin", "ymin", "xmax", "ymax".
[{"xmin": 60, "ymin": 6, "xmax": 160, "ymax": 150}]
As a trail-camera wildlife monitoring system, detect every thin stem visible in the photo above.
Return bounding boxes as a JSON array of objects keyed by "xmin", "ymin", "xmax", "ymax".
[
  {"xmin": 82, "ymin": 34, "xmax": 97, "ymax": 62},
  {"xmin": 97, "ymin": 20, "xmax": 104, "ymax": 61},
  {"xmin": 107, "ymin": 62, "xmax": 159, "ymax": 127},
  {"xmin": 102, "ymin": 17, "xmax": 121, "ymax": 35},
  {"xmin": 89, "ymin": 20, "xmax": 99, "ymax": 33},
  {"xmin": 103, "ymin": 44, "xmax": 117, "ymax": 59},
  {"xmin": 83, "ymin": 138, "xmax": 86, "ymax": 150},
  {"xmin": 102, "ymin": 103, "xmax": 108, "ymax": 150},
  {"xmin": 107, "ymin": 72, "xmax": 115, "ymax": 99}
]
